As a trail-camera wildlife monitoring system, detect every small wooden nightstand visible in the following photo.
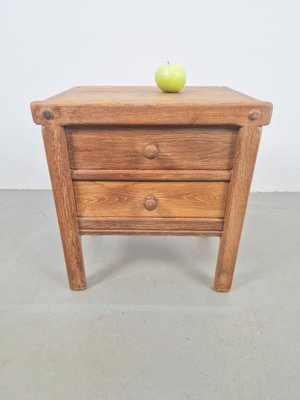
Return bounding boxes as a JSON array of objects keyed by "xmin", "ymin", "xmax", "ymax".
[{"xmin": 31, "ymin": 86, "xmax": 272, "ymax": 291}]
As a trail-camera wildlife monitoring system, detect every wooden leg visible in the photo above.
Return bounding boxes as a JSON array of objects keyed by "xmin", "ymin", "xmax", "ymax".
[
  {"xmin": 42, "ymin": 125, "xmax": 86, "ymax": 290},
  {"xmin": 214, "ymin": 126, "xmax": 262, "ymax": 292}
]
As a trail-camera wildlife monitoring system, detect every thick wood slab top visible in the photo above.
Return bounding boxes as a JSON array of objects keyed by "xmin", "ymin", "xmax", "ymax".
[{"xmin": 31, "ymin": 86, "xmax": 272, "ymax": 126}]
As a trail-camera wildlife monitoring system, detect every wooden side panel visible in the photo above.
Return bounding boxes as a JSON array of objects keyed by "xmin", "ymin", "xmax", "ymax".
[
  {"xmin": 42, "ymin": 125, "xmax": 86, "ymax": 290},
  {"xmin": 74, "ymin": 181, "xmax": 229, "ymax": 218},
  {"xmin": 66, "ymin": 127, "xmax": 237, "ymax": 170},
  {"xmin": 214, "ymin": 126, "xmax": 262, "ymax": 292}
]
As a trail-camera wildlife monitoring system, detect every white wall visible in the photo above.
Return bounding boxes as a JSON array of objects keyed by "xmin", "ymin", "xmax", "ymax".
[{"xmin": 1, "ymin": 0, "xmax": 299, "ymax": 190}]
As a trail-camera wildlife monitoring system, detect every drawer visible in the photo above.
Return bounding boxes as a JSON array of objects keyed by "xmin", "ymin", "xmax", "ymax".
[
  {"xmin": 74, "ymin": 181, "xmax": 229, "ymax": 218},
  {"xmin": 66, "ymin": 126, "xmax": 237, "ymax": 170}
]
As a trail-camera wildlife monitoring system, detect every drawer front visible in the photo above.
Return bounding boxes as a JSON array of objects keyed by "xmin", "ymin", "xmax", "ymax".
[
  {"xmin": 66, "ymin": 126, "xmax": 237, "ymax": 170},
  {"xmin": 74, "ymin": 181, "xmax": 229, "ymax": 218}
]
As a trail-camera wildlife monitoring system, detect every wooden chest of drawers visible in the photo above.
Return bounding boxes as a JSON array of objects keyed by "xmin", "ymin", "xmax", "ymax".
[{"xmin": 31, "ymin": 86, "xmax": 272, "ymax": 291}]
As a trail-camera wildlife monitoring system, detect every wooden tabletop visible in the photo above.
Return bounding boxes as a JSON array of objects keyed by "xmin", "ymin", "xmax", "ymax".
[{"xmin": 31, "ymin": 86, "xmax": 272, "ymax": 126}]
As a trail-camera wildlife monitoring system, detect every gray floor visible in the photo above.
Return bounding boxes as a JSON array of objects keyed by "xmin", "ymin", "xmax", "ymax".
[{"xmin": 0, "ymin": 191, "xmax": 299, "ymax": 400}]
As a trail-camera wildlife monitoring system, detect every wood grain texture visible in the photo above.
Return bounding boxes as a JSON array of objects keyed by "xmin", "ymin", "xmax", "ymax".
[
  {"xmin": 80, "ymin": 230, "xmax": 222, "ymax": 236},
  {"xmin": 71, "ymin": 169, "xmax": 232, "ymax": 181},
  {"xmin": 31, "ymin": 86, "xmax": 273, "ymax": 126},
  {"xmin": 74, "ymin": 181, "xmax": 229, "ymax": 218},
  {"xmin": 78, "ymin": 216, "xmax": 223, "ymax": 233},
  {"xmin": 30, "ymin": 86, "xmax": 273, "ymax": 291},
  {"xmin": 214, "ymin": 126, "xmax": 262, "ymax": 292},
  {"xmin": 42, "ymin": 125, "xmax": 86, "ymax": 290},
  {"xmin": 66, "ymin": 126, "xmax": 237, "ymax": 170}
]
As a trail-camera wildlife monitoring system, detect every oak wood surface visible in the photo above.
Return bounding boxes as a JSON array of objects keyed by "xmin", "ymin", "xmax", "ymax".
[
  {"xmin": 66, "ymin": 126, "xmax": 237, "ymax": 170},
  {"xmin": 71, "ymin": 169, "xmax": 232, "ymax": 181},
  {"xmin": 78, "ymin": 216, "xmax": 223, "ymax": 233},
  {"xmin": 144, "ymin": 195, "xmax": 157, "ymax": 211},
  {"xmin": 31, "ymin": 86, "xmax": 273, "ymax": 292},
  {"xmin": 214, "ymin": 126, "xmax": 262, "ymax": 292},
  {"xmin": 31, "ymin": 86, "xmax": 273, "ymax": 126},
  {"xmin": 42, "ymin": 125, "xmax": 86, "ymax": 290},
  {"xmin": 80, "ymin": 230, "xmax": 222, "ymax": 236},
  {"xmin": 74, "ymin": 181, "xmax": 229, "ymax": 218}
]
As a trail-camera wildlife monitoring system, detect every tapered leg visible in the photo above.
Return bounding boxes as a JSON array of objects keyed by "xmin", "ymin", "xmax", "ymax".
[
  {"xmin": 214, "ymin": 126, "xmax": 262, "ymax": 292},
  {"xmin": 42, "ymin": 125, "xmax": 86, "ymax": 290}
]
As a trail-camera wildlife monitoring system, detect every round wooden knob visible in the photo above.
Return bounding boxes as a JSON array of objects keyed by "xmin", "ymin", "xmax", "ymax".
[
  {"xmin": 248, "ymin": 109, "xmax": 262, "ymax": 121},
  {"xmin": 143, "ymin": 144, "xmax": 159, "ymax": 159},
  {"xmin": 144, "ymin": 195, "xmax": 157, "ymax": 211},
  {"xmin": 42, "ymin": 109, "xmax": 53, "ymax": 120}
]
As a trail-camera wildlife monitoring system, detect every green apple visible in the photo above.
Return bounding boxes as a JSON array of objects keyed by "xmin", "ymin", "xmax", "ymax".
[{"xmin": 155, "ymin": 62, "xmax": 186, "ymax": 93}]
